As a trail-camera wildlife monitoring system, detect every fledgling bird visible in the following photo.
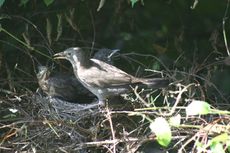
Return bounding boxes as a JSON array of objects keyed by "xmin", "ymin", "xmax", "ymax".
[
  {"xmin": 93, "ymin": 48, "xmax": 119, "ymax": 65},
  {"xmin": 36, "ymin": 66, "xmax": 95, "ymax": 103},
  {"xmin": 54, "ymin": 47, "xmax": 169, "ymax": 105}
]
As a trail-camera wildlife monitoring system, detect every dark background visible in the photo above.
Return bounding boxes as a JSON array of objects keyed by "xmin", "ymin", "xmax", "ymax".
[
  {"xmin": 0, "ymin": 0, "xmax": 229, "ymax": 102},
  {"xmin": 0, "ymin": 1, "xmax": 230, "ymax": 152}
]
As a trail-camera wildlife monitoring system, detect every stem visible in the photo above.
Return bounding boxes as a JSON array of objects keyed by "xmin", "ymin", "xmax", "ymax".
[{"xmin": 0, "ymin": 26, "xmax": 52, "ymax": 60}]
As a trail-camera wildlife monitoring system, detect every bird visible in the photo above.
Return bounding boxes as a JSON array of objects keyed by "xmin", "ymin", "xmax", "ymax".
[
  {"xmin": 93, "ymin": 48, "xmax": 119, "ymax": 65},
  {"xmin": 54, "ymin": 47, "xmax": 169, "ymax": 105},
  {"xmin": 36, "ymin": 65, "xmax": 95, "ymax": 103},
  {"xmin": 36, "ymin": 48, "xmax": 119, "ymax": 103}
]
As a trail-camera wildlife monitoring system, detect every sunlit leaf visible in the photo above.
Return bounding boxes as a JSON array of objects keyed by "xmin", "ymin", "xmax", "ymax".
[
  {"xmin": 226, "ymin": 140, "xmax": 230, "ymax": 152},
  {"xmin": 65, "ymin": 9, "xmax": 78, "ymax": 31},
  {"xmin": 55, "ymin": 14, "xmax": 62, "ymax": 41},
  {"xmin": 0, "ymin": 0, "xmax": 5, "ymax": 7},
  {"xmin": 46, "ymin": 18, "xmax": 52, "ymax": 45},
  {"xmin": 186, "ymin": 100, "xmax": 211, "ymax": 116},
  {"xmin": 211, "ymin": 133, "xmax": 229, "ymax": 144},
  {"xmin": 22, "ymin": 33, "xmax": 30, "ymax": 46},
  {"xmin": 169, "ymin": 114, "xmax": 181, "ymax": 127},
  {"xmin": 210, "ymin": 142, "xmax": 225, "ymax": 153},
  {"xmin": 149, "ymin": 117, "xmax": 172, "ymax": 147},
  {"xmin": 19, "ymin": 0, "xmax": 29, "ymax": 7},
  {"xmin": 97, "ymin": 0, "xmax": 106, "ymax": 12},
  {"xmin": 9, "ymin": 108, "xmax": 18, "ymax": 113},
  {"xmin": 195, "ymin": 141, "xmax": 206, "ymax": 152},
  {"xmin": 130, "ymin": 0, "xmax": 138, "ymax": 8}
]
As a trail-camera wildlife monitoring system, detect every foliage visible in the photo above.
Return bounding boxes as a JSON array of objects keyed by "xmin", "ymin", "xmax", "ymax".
[
  {"xmin": 0, "ymin": 0, "xmax": 230, "ymax": 152},
  {"xmin": 0, "ymin": 0, "xmax": 4, "ymax": 7},
  {"xmin": 149, "ymin": 117, "xmax": 172, "ymax": 147},
  {"xmin": 0, "ymin": 0, "xmax": 55, "ymax": 7}
]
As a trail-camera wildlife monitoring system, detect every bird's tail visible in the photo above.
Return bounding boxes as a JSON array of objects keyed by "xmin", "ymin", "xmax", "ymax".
[{"xmin": 140, "ymin": 78, "xmax": 169, "ymax": 89}]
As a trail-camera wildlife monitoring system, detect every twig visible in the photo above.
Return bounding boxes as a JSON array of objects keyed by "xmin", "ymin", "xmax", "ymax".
[
  {"xmin": 105, "ymin": 105, "xmax": 117, "ymax": 153},
  {"xmin": 223, "ymin": 0, "xmax": 230, "ymax": 56},
  {"xmin": 167, "ymin": 83, "xmax": 196, "ymax": 116},
  {"xmin": 131, "ymin": 86, "xmax": 150, "ymax": 107}
]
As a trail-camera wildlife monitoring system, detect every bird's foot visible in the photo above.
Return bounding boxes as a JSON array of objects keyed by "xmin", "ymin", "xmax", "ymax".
[{"xmin": 98, "ymin": 100, "xmax": 105, "ymax": 106}]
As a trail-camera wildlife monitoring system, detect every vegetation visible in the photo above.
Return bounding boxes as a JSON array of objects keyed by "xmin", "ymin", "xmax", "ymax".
[{"xmin": 0, "ymin": 0, "xmax": 230, "ymax": 152}]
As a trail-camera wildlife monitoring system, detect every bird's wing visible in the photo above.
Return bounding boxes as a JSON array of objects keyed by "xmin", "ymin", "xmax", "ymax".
[{"xmin": 78, "ymin": 59, "xmax": 139, "ymax": 88}]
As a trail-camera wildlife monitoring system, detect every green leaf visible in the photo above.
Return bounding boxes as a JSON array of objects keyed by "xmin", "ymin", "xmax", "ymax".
[
  {"xmin": 210, "ymin": 142, "xmax": 225, "ymax": 153},
  {"xmin": 3, "ymin": 114, "xmax": 17, "ymax": 119},
  {"xmin": 195, "ymin": 141, "xmax": 206, "ymax": 152},
  {"xmin": 46, "ymin": 18, "xmax": 52, "ymax": 45},
  {"xmin": 55, "ymin": 14, "xmax": 62, "ymax": 41},
  {"xmin": 97, "ymin": 0, "xmax": 106, "ymax": 12},
  {"xmin": 169, "ymin": 114, "xmax": 181, "ymax": 127},
  {"xmin": 211, "ymin": 133, "xmax": 229, "ymax": 144},
  {"xmin": 0, "ymin": 0, "xmax": 5, "ymax": 7},
  {"xmin": 43, "ymin": 0, "xmax": 54, "ymax": 6},
  {"xmin": 186, "ymin": 100, "xmax": 211, "ymax": 116},
  {"xmin": 209, "ymin": 133, "xmax": 230, "ymax": 153},
  {"xmin": 149, "ymin": 117, "xmax": 172, "ymax": 147},
  {"xmin": 130, "ymin": 0, "xmax": 138, "ymax": 8},
  {"xmin": 19, "ymin": 0, "xmax": 29, "ymax": 7},
  {"xmin": 152, "ymin": 61, "xmax": 160, "ymax": 70}
]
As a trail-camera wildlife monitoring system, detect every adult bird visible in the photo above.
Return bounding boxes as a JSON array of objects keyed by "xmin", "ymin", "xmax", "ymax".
[
  {"xmin": 36, "ymin": 48, "xmax": 118, "ymax": 103},
  {"xmin": 54, "ymin": 47, "xmax": 169, "ymax": 105}
]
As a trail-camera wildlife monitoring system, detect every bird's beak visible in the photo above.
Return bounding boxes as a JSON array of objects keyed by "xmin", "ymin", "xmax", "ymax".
[{"xmin": 53, "ymin": 52, "xmax": 65, "ymax": 59}]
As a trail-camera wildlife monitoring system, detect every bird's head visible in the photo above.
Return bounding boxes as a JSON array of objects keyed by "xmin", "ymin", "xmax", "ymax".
[
  {"xmin": 54, "ymin": 47, "xmax": 83, "ymax": 60},
  {"xmin": 93, "ymin": 48, "xmax": 120, "ymax": 64},
  {"xmin": 54, "ymin": 47, "xmax": 90, "ymax": 67},
  {"xmin": 37, "ymin": 66, "xmax": 50, "ymax": 78},
  {"xmin": 36, "ymin": 66, "xmax": 50, "ymax": 80}
]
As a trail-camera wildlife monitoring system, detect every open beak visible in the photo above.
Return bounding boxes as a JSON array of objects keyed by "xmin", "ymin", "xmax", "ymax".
[{"xmin": 53, "ymin": 52, "xmax": 65, "ymax": 59}]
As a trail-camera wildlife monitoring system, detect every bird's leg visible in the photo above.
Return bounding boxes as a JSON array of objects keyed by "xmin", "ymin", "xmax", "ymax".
[
  {"xmin": 79, "ymin": 102, "xmax": 99, "ymax": 110},
  {"xmin": 98, "ymin": 97, "xmax": 108, "ymax": 106}
]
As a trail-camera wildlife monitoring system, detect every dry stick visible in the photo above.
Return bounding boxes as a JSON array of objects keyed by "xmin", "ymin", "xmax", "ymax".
[
  {"xmin": 89, "ymin": 10, "xmax": 96, "ymax": 54},
  {"xmin": 121, "ymin": 52, "xmax": 170, "ymax": 74},
  {"xmin": 0, "ymin": 39, "xmax": 41, "ymax": 76},
  {"xmin": 5, "ymin": 63, "xmax": 14, "ymax": 91},
  {"xmin": 13, "ymin": 15, "xmax": 54, "ymax": 56},
  {"xmin": 0, "ymin": 27, "xmax": 51, "ymax": 59},
  {"xmin": 223, "ymin": 0, "xmax": 230, "ymax": 56},
  {"xmin": 43, "ymin": 117, "xmax": 60, "ymax": 138},
  {"xmin": 177, "ymin": 130, "xmax": 206, "ymax": 153},
  {"xmin": 74, "ymin": 137, "xmax": 140, "ymax": 148},
  {"xmin": 0, "ymin": 146, "xmax": 12, "ymax": 150},
  {"xmin": 178, "ymin": 134, "xmax": 197, "ymax": 153},
  {"xmin": 105, "ymin": 106, "xmax": 117, "ymax": 153},
  {"xmin": 171, "ymin": 70, "xmax": 228, "ymax": 103},
  {"xmin": 167, "ymin": 83, "xmax": 196, "ymax": 116},
  {"xmin": 132, "ymin": 86, "xmax": 150, "ymax": 107}
]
